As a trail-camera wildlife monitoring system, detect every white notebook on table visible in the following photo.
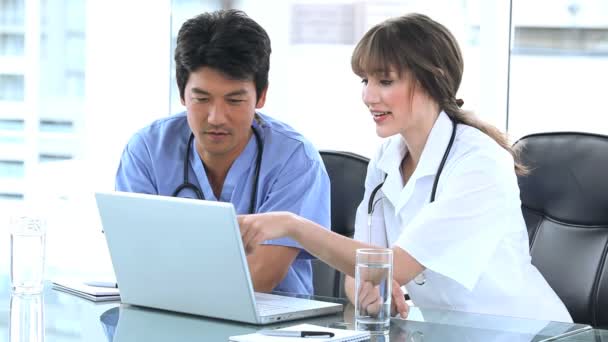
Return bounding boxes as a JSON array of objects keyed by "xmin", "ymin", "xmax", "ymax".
[
  {"xmin": 52, "ymin": 278, "xmax": 120, "ymax": 302},
  {"xmin": 229, "ymin": 323, "xmax": 370, "ymax": 341}
]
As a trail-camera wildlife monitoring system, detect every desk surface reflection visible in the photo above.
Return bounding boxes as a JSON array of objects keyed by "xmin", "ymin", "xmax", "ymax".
[
  {"xmin": 1, "ymin": 279, "xmax": 606, "ymax": 341},
  {"xmin": 98, "ymin": 295, "xmax": 592, "ymax": 342}
]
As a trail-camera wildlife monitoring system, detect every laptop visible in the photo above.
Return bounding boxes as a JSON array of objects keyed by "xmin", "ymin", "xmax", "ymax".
[{"xmin": 95, "ymin": 191, "xmax": 343, "ymax": 325}]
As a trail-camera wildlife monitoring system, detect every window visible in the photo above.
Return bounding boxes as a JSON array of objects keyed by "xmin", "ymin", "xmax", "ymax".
[
  {"xmin": 38, "ymin": 153, "xmax": 71, "ymax": 162},
  {"xmin": 0, "ymin": 74, "xmax": 24, "ymax": 101},
  {"xmin": 170, "ymin": 0, "xmax": 509, "ymax": 157},
  {"xmin": 508, "ymin": 0, "xmax": 608, "ymax": 138},
  {"xmin": 39, "ymin": 120, "xmax": 73, "ymax": 133},
  {"xmin": 0, "ymin": 119, "xmax": 24, "ymax": 131},
  {"xmin": 0, "ymin": 192, "xmax": 23, "ymax": 200},
  {"xmin": 0, "ymin": 119, "xmax": 24, "ymax": 144},
  {"xmin": 0, "ymin": 0, "xmax": 85, "ymax": 203},
  {"xmin": 0, "ymin": 160, "xmax": 24, "ymax": 178},
  {"xmin": 0, "ymin": 33, "xmax": 24, "ymax": 56}
]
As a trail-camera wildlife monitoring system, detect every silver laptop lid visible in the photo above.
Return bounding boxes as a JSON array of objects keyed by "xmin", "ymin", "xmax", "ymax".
[{"xmin": 95, "ymin": 191, "xmax": 260, "ymax": 323}]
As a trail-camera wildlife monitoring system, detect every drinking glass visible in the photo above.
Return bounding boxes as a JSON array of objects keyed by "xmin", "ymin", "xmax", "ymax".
[
  {"xmin": 10, "ymin": 215, "xmax": 46, "ymax": 294},
  {"xmin": 355, "ymin": 248, "xmax": 393, "ymax": 335}
]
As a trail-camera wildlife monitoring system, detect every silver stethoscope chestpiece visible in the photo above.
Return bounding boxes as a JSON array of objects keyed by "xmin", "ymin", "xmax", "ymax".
[{"xmin": 414, "ymin": 273, "xmax": 426, "ymax": 286}]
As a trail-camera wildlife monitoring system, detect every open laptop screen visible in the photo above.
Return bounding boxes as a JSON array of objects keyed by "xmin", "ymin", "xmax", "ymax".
[{"xmin": 95, "ymin": 191, "xmax": 260, "ymax": 322}]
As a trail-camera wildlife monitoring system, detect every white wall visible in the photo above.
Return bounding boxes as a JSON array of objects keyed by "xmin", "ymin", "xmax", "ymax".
[
  {"xmin": 239, "ymin": 0, "xmax": 511, "ymax": 157},
  {"xmin": 84, "ymin": 0, "xmax": 172, "ymax": 191}
]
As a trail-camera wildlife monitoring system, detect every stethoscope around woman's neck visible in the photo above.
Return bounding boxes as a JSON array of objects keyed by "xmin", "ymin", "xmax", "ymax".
[
  {"xmin": 171, "ymin": 117, "xmax": 264, "ymax": 214},
  {"xmin": 366, "ymin": 115, "xmax": 457, "ymax": 285}
]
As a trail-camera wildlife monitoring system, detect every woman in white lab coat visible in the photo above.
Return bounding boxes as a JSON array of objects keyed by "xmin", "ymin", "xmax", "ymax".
[{"xmin": 239, "ymin": 13, "xmax": 572, "ymax": 322}]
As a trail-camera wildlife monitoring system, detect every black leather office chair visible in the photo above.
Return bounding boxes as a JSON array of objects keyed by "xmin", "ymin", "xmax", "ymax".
[
  {"xmin": 312, "ymin": 150, "xmax": 369, "ymax": 298},
  {"xmin": 514, "ymin": 132, "xmax": 608, "ymax": 327}
]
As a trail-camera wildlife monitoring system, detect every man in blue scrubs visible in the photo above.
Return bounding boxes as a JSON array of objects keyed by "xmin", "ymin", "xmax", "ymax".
[{"xmin": 115, "ymin": 10, "xmax": 330, "ymax": 295}]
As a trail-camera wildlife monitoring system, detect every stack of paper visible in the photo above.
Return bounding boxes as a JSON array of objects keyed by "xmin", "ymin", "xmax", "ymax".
[
  {"xmin": 229, "ymin": 323, "xmax": 370, "ymax": 342},
  {"xmin": 52, "ymin": 279, "xmax": 120, "ymax": 302}
]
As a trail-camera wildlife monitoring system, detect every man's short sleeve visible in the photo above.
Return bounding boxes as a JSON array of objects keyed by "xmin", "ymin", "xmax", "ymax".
[
  {"xmin": 257, "ymin": 144, "xmax": 331, "ymax": 257},
  {"xmin": 115, "ymin": 133, "xmax": 158, "ymax": 194}
]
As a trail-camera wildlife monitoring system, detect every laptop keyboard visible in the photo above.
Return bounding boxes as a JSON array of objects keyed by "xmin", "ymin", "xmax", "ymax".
[
  {"xmin": 255, "ymin": 292, "xmax": 312, "ymax": 315},
  {"xmin": 257, "ymin": 303, "xmax": 289, "ymax": 315}
]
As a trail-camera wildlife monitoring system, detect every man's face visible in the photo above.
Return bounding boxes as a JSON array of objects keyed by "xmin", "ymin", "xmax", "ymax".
[{"xmin": 182, "ymin": 67, "xmax": 267, "ymax": 161}]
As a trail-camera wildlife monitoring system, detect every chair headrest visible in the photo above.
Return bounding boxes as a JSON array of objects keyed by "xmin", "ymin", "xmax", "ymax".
[
  {"xmin": 320, "ymin": 150, "xmax": 369, "ymax": 237},
  {"xmin": 513, "ymin": 132, "xmax": 608, "ymax": 226}
]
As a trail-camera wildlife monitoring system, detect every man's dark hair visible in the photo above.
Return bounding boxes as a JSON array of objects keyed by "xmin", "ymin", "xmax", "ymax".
[{"xmin": 175, "ymin": 9, "xmax": 271, "ymax": 102}]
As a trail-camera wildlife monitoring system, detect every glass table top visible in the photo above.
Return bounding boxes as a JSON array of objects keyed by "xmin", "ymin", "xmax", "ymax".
[
  {"xmin": 1, "ymin": 278, "xmax": 603, "ymax": 342},
  {"xmin": 556, "ymin": 329, "xmax": 608, "ymax": 341},
  {"xmin": 97, "ymin": 304, "xmax": 595, "ymax": 342}
]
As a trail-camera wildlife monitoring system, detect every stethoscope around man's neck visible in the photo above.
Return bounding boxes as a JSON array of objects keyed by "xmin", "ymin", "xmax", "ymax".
[
  {"xmin": 171, "ymin": 116, "xmax": 264, "ymax": 214},
  {"xmin": 366, "ymin": 115, "xmax": 457, "ymax": 285}
]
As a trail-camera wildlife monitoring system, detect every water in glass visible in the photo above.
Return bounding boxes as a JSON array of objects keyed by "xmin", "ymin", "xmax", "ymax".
[
  {"xmin": 355, "ymin": 261, "xmax": 392, "ymax": 335},
  {"xmin": 10, "ymin": 217, "xmax": 46, "ymax": 294}
]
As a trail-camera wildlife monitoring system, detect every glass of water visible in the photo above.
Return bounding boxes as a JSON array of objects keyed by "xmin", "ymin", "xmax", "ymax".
[
  {"xmin": 10, "ymin": 215, "xmax": 46, "ymax": 294},
  {"xmin": 355, "ymin": 248, "xmax": 393, "ymax": 335}
]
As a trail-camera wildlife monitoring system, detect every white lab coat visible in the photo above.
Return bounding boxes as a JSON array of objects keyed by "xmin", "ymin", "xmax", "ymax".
[{"xmin": 353, "ymin": 112, "xmax": 572, "ymax": 323}]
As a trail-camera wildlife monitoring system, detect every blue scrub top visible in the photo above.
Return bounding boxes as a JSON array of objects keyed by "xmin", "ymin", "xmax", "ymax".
[{"xmin": 115, "ymin": 112, "xmax": 331, "ymax": 295}]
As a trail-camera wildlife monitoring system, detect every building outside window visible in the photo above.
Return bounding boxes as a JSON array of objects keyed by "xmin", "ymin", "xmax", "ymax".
[
  {"xmin": 508, "ymin": 0, "xmax": 608, "ymax": 139},
  {"xmin": 1, "ymin": 0, "xmax": 606, "ymax": 208},
  {"xmin": 0, "ymin": 0, "xmax": 84, "ymax": 202}
]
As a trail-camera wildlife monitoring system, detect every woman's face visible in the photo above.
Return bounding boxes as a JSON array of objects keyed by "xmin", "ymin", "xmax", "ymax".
[{"xmin": 361, "ymin": 69, "xmax": 432, "ymax": 138}]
